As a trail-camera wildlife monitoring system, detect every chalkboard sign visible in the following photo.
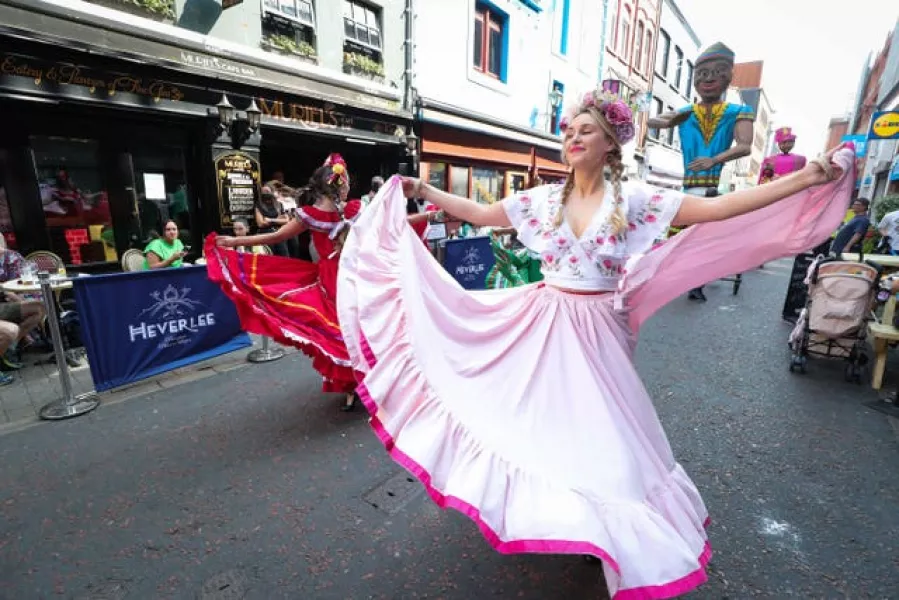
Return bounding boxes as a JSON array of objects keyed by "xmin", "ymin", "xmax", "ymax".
[
  {"xmin": 443, "ymin": 236, "xmax": 496, "ymax": 290},
  {"xmin": 215, "ymin": 151, "xmax": 260, "ymax": 229}
]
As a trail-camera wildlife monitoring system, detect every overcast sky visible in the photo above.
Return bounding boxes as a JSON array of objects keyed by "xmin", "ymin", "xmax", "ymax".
[{"xmin": 679, "ymin": 0, "xmax": 897, "ymax": 156}]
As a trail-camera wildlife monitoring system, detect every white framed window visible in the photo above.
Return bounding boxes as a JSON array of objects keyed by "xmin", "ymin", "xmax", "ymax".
[
  {"xmin": 343, "ymin": 0, "xmax": 382, "ymax": 51},
  {"xmin": 262, "ymin": 0, "xmax": 315, "ymax": 28}
]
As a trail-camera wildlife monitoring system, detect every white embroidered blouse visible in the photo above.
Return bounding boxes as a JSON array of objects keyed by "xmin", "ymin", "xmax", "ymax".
[{"xmin": 501, "ymin": 182, "xmax": 684, "ymax": 291}]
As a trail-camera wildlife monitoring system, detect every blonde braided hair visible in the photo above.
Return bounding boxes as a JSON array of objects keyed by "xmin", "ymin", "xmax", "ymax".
[{"xmin": 553, "ymin": 105, "xmax": 627, "ymax": 234}]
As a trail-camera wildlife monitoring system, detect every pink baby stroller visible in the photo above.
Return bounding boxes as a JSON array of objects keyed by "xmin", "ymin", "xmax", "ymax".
[{"xmin": 789, "ymin": 257, "xmax": 881, "ymax": 382}]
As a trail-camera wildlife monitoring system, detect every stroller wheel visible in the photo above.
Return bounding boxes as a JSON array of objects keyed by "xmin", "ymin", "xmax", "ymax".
[
  {"xmin": 790, "ymin": 355, "xmax": 806, "ymax": 374},
  {"xmin": 844, "ymin": 363, "xmax": 864, "ymax": 384}
]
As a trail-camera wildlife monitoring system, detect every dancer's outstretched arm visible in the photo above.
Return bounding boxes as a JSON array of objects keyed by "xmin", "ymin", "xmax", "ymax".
[
  {"xmin": 400, "ymin": 180, "xmax": 511, "ymax": 229},
  {"xmin": 217, "ymin": 219, "xmax": 306, "ymax": 248},
  {"xmin": 674, "ymin": 144, "xmax": 846, "ymax": 227}
]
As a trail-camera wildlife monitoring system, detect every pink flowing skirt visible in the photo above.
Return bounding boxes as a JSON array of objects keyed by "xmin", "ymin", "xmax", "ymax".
[{"xmin": 337, "ymin": 151, "xmax": 855, "ymax": 599}]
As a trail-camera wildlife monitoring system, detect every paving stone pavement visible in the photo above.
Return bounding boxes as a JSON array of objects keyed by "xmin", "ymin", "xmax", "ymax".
[{"xmin": 0, "ymin": 335, "xmax": 295, "ymax": 430}]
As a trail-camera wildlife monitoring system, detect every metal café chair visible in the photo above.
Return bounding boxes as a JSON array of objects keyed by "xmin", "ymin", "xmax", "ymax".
[{"xmin": 120, "ymin": 248, "xmax": 146, "ymax": 272}]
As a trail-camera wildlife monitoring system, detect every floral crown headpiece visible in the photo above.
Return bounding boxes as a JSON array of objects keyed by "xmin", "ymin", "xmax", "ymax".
[
  {"xmin": 323, "ymin": 153, "xmax": 348, "ymax": 187},
  {"xmin": 559, "ymin": 90, "xmax": 639, "ymax": 146}
]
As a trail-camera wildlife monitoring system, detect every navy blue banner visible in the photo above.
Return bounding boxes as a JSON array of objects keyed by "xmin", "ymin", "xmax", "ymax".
[
  {"xmin": 73, "ymin": 266, "xmax": 251, "ymax": 392},
  {"xmin": 443, "ymin": 236, "xmax": 496, "ymax": 290}
]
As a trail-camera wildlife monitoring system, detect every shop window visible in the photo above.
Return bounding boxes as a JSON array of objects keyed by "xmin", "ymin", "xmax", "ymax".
[
  {"xmin": 506, "ymin": 172, "xmax": 527, "ymax": 196},
  {"xmin": 473, "ymin": 3, "xmax": 508, "ymax": 81},
  {"xmin": 656, "ymin": 29, "xmax": 670, "ymax": 78},
  {"xmin": 472, "ymin": 168, "xmax": 503, "ymax": 204},
  {"xmin": 450, "ymin": 166, "xmax": 470, "ymax": 198},
  {"xmin": 131, "ymin": 147, "xmax": 190, "ymax": 248},
  {"xmin": 0, "ymin": 179, "xmax": 16, "ymax": 250},
  {"xmin": 426, "ymin": 162, "xmax": 448, "ymax": 191},
  {"xmin": 31, "ymin": 136, "xmax": 114, "ymax": 265},
  {"xmin": 343, "ymin": 1, "xmax": 384, "ymax": 79}
]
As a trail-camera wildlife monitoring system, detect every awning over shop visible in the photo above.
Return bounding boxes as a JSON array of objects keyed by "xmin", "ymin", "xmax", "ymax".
[
  {"xmin": 421, "ymin": 123, "xmax": 533, "ymax": 167},
  {"xmin": 419, "ymin": 100, "xmax": 562, "ymax": 153},
  {"xmin": 535, "ymin": 148, "xmax": 568, "ymax": 178}
]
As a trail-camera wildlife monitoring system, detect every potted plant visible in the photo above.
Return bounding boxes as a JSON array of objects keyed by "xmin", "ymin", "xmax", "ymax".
[
  {"xmin": 343, "ymin": 51, "xmax": 385, "ymax": 82},
  {"xmin": 261, "ymin": 35, "xmax": 318, "ymax": 64},
  {"xmin": 86, "ymin": 0, "xmax": 176, "ymax": 22}
]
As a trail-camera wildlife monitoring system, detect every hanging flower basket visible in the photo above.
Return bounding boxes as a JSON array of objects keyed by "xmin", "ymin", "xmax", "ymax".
[
  {"xmin": 343, "ymin": 52, "xmax": 385, "ymax": 83},
  {"xmin": 261, "ymin": 36, "xmax": 318, "ymax": 65}
]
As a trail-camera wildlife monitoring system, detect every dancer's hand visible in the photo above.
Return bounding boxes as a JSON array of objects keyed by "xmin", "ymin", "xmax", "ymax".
[
  {"xmin": 400, "ymin": 177, "xmax": 423, "ymax": 199},
  {"xmin": 216, "ymin": 236, "xmax": 237, "ymax": 248},
  {"xmin": 803, "ymin": 143, "xmax": 846, "ymax": 187}
]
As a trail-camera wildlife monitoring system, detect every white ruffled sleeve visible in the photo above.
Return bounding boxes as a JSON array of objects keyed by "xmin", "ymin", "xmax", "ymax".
[
  {"xmin": 624, "ymin": 181, "xmax": 684, "ymax": 256},
  {"xmin": 501, "ymin": 185, "xmax": 553, "ymax": 252}
]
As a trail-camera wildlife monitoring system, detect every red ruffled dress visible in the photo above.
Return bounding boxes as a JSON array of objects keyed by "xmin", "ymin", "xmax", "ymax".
[{"xmin": 205, "ymin": 201, "xmax": 362, "ymax": 393}]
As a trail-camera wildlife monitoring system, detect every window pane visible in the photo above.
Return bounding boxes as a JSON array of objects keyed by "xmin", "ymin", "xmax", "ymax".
[
  {"xmin": 352, "ymin": 2, "xmax": 364, "ymax": 21},
  {"xmin": 264, "ymin": 0, "xmax": 279, "ymax": 10},
  {"xmin": 279, "ymin": 0, "xmax": 297, "ymax": 17},
  {"xmin": 473, "ymin": 18, "xmax": 483, "ymax": 68},
  {"xmin": 426, "ymin": 163, "xmax": 447, "ymax": 190},
  {"xmin": 450, "ymin": 166, "xmax": 469, "ymax": 197},
  {"xmin": 355, "ymin": 23, "xmax": 370, "ymax": 44},
  {"xmin": 472, "ymin": 168, "xmax": 502, "ymax": 204},
  {"xmin": 132, "ymin": 146, "xmax": 190, "ymax": 249},
  {"xmin": 32, "ymin": 136, "xmax": 115, "ymax": 265},
  {"xmin": 344, "ymin": 18, "xmax": 355, "ymax": 38},
  {"xmin": 369, "ymin": 29, "xmax": 381, "ymax": 49},
  {"xmin": 488, "ymin": 27, "xmax": 502, "ymax": 76},
  {"xmin": 298, "ymin": 0, "xmax": 313, "ymax": 22},
  {"xmin": 685, "ymin": 62, "xmax": 694, "ymax": 96},
  {"xmin": 365, "ymin": 7, "xmax": 377, "ymax": 26},
  {"xmin": 343, "ymin": 0, "xmax": 352, "ymax": 17}
]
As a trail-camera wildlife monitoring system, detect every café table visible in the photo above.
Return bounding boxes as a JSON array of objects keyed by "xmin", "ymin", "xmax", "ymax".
[{"xmin": 1, "ymin": 272, "xmax": 98, "ymax": 420}]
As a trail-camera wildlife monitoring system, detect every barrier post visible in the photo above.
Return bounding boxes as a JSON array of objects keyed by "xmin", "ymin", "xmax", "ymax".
[
  {"xmin": 247, "ymin": 335, "xmax": 284, "ymax": 363},
  {"xmin": 37, "ymin": 271, "xmax": 100, "ymax": 420}
]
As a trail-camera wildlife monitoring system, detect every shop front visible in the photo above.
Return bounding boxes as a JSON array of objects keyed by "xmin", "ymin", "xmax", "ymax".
[
  {"xmin": 0, "ymin": 21, "xmax": 411, "ymax": 272},
  {"xmin": 417, "ymin": 101, "xmax": 567, "ymax": 212}
]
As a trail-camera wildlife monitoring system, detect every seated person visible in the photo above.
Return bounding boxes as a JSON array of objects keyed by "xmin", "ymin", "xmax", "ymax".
[
  {"xmin": 144, "ymin": 219, "xmax": 187, "ymax": 269},
  {"xmin": 232, "ymin": 219, "xmax": 268, "ymax": 254},
  {"xmin": 0, "ymin": 290, "xmax": 46, "ymax": 382},
  {"xmin": 0, "ymin": 237, "xmax": 25, "ymax": 282}
]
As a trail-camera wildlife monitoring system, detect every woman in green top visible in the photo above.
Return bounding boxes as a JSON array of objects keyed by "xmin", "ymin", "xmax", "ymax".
[{"xmin": 145, "ymin": 219, "xmax": 187, "ymax": 269}]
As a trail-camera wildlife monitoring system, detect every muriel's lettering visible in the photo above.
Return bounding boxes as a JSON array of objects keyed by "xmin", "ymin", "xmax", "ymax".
[
  {"xmin": 258, "ymin": 97, "xmax": 352, "ymax": 130},
  {"xmin": 128, "ymin": 313, "xmax": 216, "ymax": 342}
]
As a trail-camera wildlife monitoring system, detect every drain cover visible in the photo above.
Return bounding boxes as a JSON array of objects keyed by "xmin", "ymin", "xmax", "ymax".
[{"xmin": 363, "ymin": 471, "xmax": 424, "ymax": 514}]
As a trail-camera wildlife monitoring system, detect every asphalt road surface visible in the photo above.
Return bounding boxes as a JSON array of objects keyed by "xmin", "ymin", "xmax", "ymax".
[{"xmin": 1, "ymin": 259, "xmax": 897, "ymax": 599}]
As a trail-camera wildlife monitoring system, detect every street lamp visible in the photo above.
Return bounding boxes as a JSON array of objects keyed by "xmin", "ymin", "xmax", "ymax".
[
  {"xmin": 549, "ymin": 86, "xmax": 564, "ymax": 109},
  {"xmin": 404, "ymin": 130, "xmax": 419, "ymax": 157},
  {"xmin": 212, "ymin": 93, "xmax": 261, "ymax": 148}
]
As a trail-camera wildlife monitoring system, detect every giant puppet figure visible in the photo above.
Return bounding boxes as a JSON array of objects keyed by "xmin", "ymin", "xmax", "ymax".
[
  {"xmin": 647, "ymin": 42, "xmax": 755, "ymax": 301},
  {"xmin": 758, "ymin": 127, "xmax": 806, "ymax": 184}
]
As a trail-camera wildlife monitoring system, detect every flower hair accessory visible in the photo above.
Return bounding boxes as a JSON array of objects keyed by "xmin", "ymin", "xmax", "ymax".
[
  {"xmin": 323, "ymin": 153, "xmax": 348, "ymax": 187},
  {"xmin": 558, "ymin": 90, "xmax": 639, "ymax": 145}
]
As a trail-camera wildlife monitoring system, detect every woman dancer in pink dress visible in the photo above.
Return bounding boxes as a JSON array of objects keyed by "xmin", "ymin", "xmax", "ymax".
[{"xmin": 337, "ymin": 89, "xmax": 856, "ymax": 598}]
